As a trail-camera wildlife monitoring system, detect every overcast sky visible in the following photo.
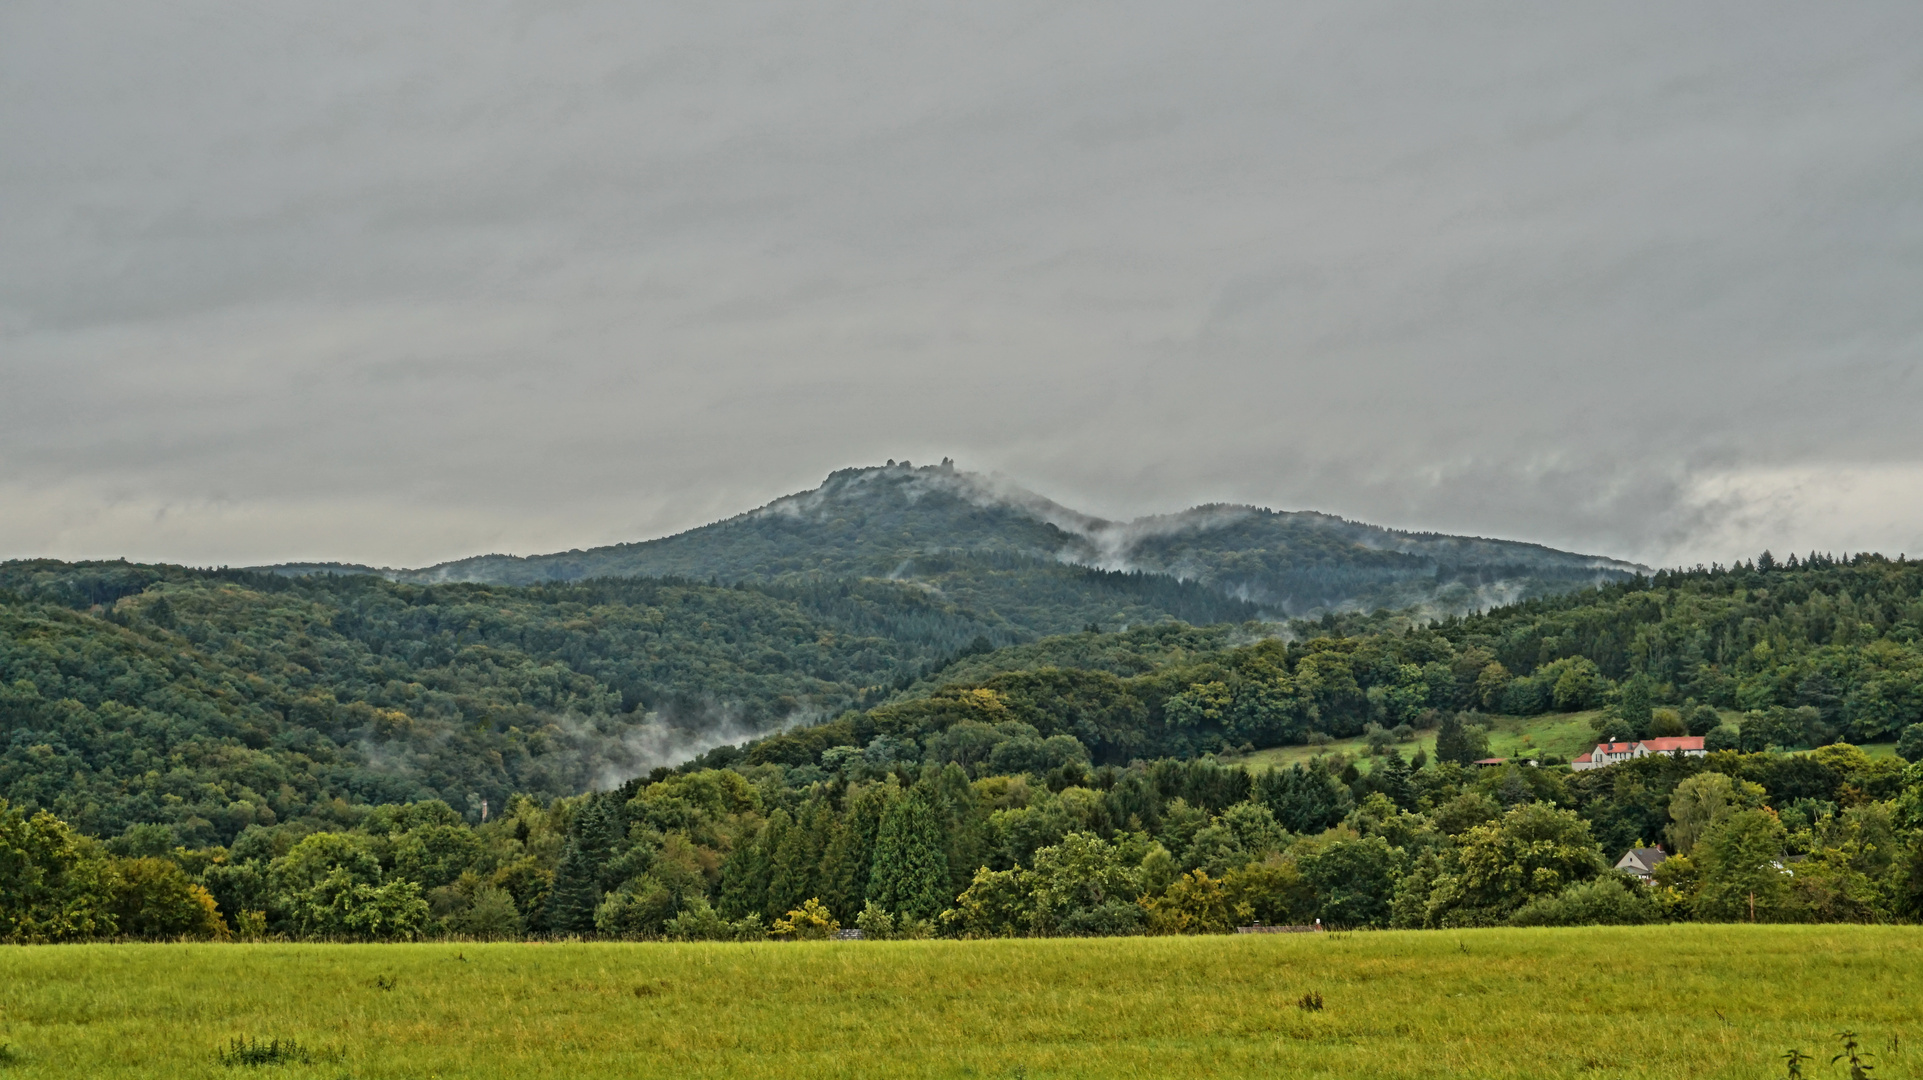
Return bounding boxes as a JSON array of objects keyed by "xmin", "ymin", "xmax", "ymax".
[{"xmin": 4, "ymin": 2, "xmax": 1920, "ymax": 570}]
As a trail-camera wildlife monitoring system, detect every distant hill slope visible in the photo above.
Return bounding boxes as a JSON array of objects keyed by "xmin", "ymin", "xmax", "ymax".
[
  {"xmin": 0, "ymin": 559, "xmax": 1040, "ymax": 841},
  {"xmin": 265, "ymin": 461, "xmax": 1642, "ymax": 627}
]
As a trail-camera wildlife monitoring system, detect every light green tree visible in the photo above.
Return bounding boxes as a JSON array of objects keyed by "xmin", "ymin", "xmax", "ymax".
[
  {"xmin": 1420, "ymin": 803, "xmax": 1606, "ymax": 926},
  {"xmin": 1692, "ymin": 809, "xmax": 1790, "ymax": 921},
  {"xmin": 0, "ymin": 800, "xmax": 118, "ymax": 943},
  {"xmin": 1666, "ymin": 772, "xmax": 1766, "ymax": 855}
]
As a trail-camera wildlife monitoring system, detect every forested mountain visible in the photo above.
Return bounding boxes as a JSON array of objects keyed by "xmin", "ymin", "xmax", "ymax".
[
  {"xmin": 0, "ymin": 560, "xmax": 1029, "ymax": 844},
  {"xmin": 266, "ymin": 460, "xmax": 1643, "ymax": 627},
  {"xmin": 726, "ymin": 552, "xmax": 1923, "ymax": 777},
  {"xmin": 8, "ymin": 555, "xmax": 1923, "ymax": 944},
  {"xmin": 7, "ymin": 548, "xmax": 1920, "ymax": 850}
]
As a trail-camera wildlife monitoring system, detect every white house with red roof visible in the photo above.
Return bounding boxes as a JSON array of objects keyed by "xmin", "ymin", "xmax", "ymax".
[{"xmin": 1570, "ymin": 735, "xmax": 1706, "ymax": 771}]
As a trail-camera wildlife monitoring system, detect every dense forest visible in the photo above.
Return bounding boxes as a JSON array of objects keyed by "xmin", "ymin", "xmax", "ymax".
[
  {"xmin": 4, "ymin": 552, "xmax": 1923, "ymax": 942},
  {"xmin": 269, "ymin": 461, "xmax": 1642, "ymax": 624},
  {"xmin": 0, "ymin": 559, "xmax": 1028, "ymax": 842}
]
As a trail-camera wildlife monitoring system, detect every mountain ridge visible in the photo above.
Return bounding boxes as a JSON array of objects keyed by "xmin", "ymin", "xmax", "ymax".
[{"xmin": 257, "ymin": 461, "xmax": 1647, "ymax": 626}]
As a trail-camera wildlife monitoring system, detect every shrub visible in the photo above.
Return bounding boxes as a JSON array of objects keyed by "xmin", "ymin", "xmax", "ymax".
[
  {"xmin": 1704, "ymin": 726, "xmax": 1742, "ymax": 752},
  {"xmin": 1363, "ymin": 724, "xmax": 1394, "ymax": 756},
  {"xmin": 448, "ymin": 885, "xmax": 523, "ymax": 941},
  {"xmin": 216, "ymin": 1037, "xmax": 337, "ymax": 1066},
  {"xmin": 942, "ymin": 866, "xmax": 1032, "ymax": 938},
  {"xmin": 111, "ymin": 857, "xmax": 229, "ymax": 940},
  {"xmin": 771, "ymin": 898, "xmax": 839, "ymax": 940},
  {"xmin": 665, "ymin": 897, "xmax": 765, "ymax": 941},
  {"xmin": 1508, "ymin": 875, "xmax": 1661, "ymax": 926},
  {"xmin": 1648, "ymin": 709, "xmax": 1687, "ymax": 738},
  {"xmin": 594, "ymin": 877, "xmax": 674, "ymax": 937},
  {"xmin": 854, "ymin": 901, "xmax": 896, "ymax": 940},
  {"xmin": 1141, "ymin": 870, "xmax": 1233, "ymax": 935}
]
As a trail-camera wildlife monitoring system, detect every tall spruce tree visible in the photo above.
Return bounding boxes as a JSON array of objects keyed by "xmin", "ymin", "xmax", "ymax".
[
  {"xmin": 1375, "ymin": 750, "xmax": 1415, "ymax": 811},
  {"xmin": 544, "ymin": 798, "xmax": 618, "ymax": 933},
  {"xmin": 767, "ymin": 802, "xmax": 827, "ymax": 917},
  {"xmin": 933, "ymin": 764, "xmax": 987, "ymax": 901},
  {"xmin": 1434, "ymin": 712, "xmax": 1484, "ymax": 766},
  {"xmin": 867, "ymin": 787, "xmax": 950, "ymax": 921},
  {"xmin": 717, "ymin": 813, "xmax": 778, "ymax": 920},
  {"xmin": 819, "ymin": 781, "xmax": 893, "ymax": 921},
  {"xmin": 1617, "ymin": 676, "xmax": 1653, "ymax": 739}
]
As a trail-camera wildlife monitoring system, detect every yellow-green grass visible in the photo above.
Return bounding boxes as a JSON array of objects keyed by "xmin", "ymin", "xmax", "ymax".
[
  {"xmin": 1224, "ymin": 711, "xmax": 1610, "ymax": 773},
  {"xmin": 1, "ymin": 927, "xmax": 1917, "ymax": 1078},
  {"xmin": 1210, "ymin": 710, "xmax": 1915, "ymax": 774}
]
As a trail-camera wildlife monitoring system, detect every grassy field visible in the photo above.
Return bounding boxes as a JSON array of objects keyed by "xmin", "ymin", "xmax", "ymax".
[
  {"xmin": 0, "ymin": 926, "xmax": 1917, "ymax": 1078},
  {"xmin": 1218, "ymin": 710, "xmax": 1905, "ymax": 773},
  {"xmin": 1222, "ymin": 711, "xmax": 1617, "ymax": 772}
]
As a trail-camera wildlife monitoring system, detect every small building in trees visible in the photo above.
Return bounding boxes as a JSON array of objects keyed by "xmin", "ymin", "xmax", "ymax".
[
  {"xmin": 1614, "ymin": 847, "xmax": 1667, "ymax": 881},
  {"xmin": 1571, "ymin": 736, "xmax": 1705, "ymax": 771}
]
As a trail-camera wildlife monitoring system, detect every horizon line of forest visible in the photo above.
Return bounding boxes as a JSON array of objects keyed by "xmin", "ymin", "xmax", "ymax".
[{"xmin": 5, "ymin": 550, "xmax": 1923, "ymax": 944}]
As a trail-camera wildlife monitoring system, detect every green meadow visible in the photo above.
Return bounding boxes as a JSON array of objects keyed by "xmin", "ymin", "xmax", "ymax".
[
  {"xmin": 1221, "ymin": 711, "xmax": 1900, "ymax": 774},
  {"xmin": 1223, "ymin": 710, "xmax": 1625, "ymax": 772},
  {"xmin": 1, "ymin": 926, "xmax": 1916, "ymax": 1079}
]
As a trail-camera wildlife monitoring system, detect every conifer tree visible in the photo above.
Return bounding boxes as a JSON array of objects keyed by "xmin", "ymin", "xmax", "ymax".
[
  {"xmin": 1254, "ymin": 763, "xmax": 1350, "ymax": 833},
  {"xmin": 544, "ymin": 798, "xmax": 618, "ymax": 933},
  {"xmin": 933, "ymin": 764, "xmax": 987, "ymax": 901},
  {"xmin": 1375, "ymin": 750, "xmax": 1415, "ymax": 811},
  {"xmin": 867, "ymin": 787, "xmax": 950, "ymax": 921},
  {"xmin": 767, "ymin": 802, "xmax": 827, "ymax": 918},
  {"xmin": 1434, "ymin": 712, "xmax": 1487, "ymax": 766},
  {"xmin": 1617, "ymin": 676, "xmax": 1653, "ymax": 739},
  {"xmin": 717, "ymin": 813, "xmax": 780, "ymax": 920},
  {"xmin": 819, "ymin": 781, "xmax": 893, "ymax": 921}
]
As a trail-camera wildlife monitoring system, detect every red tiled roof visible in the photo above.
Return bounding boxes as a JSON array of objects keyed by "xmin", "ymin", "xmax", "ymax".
[{"xmin": 1641, "ymin": 736, "xmax": 1705, "ymax": 752}]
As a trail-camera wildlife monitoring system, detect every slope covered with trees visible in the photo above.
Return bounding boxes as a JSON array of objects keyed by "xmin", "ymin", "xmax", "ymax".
[
  {"xmin": 0, "ymin": 560, "xmax": 1032, "ymax": 843},
  {"xmin": 6, "ymin": 551, "xmax": 1923, "ymax": 944},
  {"xmin": 266, "ymin": 461, "xmax": 1642, "ymax": 626}
]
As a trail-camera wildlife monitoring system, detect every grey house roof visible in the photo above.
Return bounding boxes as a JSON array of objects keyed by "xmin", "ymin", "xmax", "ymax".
[{"xmin": 1615, "ymin": 848, "xmax": 1667, "ymax": 876}]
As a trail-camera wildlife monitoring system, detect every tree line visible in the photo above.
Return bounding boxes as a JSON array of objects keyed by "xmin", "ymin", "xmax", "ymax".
[{"xmin": 7, "ymin": 738, "xmax": 1918, "ymax": 943}]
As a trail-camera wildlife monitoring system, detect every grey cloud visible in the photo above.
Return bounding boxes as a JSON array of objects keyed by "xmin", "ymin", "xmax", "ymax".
[{"xmin": 3, "ymin": 1, "xmax": 1921, "ymax": 569}]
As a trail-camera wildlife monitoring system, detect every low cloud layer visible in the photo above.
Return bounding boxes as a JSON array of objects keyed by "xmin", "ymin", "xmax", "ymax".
[{"xmin": 4, "ymin": 2, "xmax": 1919, "ymax": 569}]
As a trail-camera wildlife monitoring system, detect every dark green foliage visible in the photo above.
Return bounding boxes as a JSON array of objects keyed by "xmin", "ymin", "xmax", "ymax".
[
  {"xmin": 0, "ymin": 561, "xmax": 1013, "ymax": 839},
  {"xmin": 1299, "ymin": 837, "xmax": 1400, "ymax": 928},
  {"xmin": 1896, "ymin": 724, "xmax": 1923, "ymax": 763},
  {"xmin": 1433, "ymin": 712, "xmax": 1491, "ymax": 766},
  {"xmin": 9, "ymin": 546, "xmax": 1923, "ymax": 942},
  {"xmin": 868, "ymin": 788, "xmax": 951, "ymax": 921},
  {"xmin": 716, "ymin": 824, "xmax": 773, "ymax": 922},
  {"xmin": 544, "ymin": 800, "xmax": 618, "ymax": 933},
  {"xmin": 1254, "ymin": 764, "xmax": 1350, "ymax": 834},
  {"xmin": 1617, "ymin": 676, "xmax": 1653, "ymax": 736},
  {"xmin": 818, "ymin": 783, "xmax": 892, "ymax": 921},
  {"xmin": 768, "ymin": 802, "xmax": 830, "ymax": 919},
  {"xmin": 1508, "ymin": 875, "xmax": 1660, "ymax": 926}
]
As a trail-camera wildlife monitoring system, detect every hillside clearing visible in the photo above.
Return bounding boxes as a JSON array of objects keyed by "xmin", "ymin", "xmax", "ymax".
[
  {"xmin": 1218, "ymin": 710, "xmax": 1900, "ymax": 773},
  {"xmin": 1221, "ymin": 710, "xmax": 1619, "ymax": 771}
]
